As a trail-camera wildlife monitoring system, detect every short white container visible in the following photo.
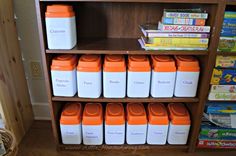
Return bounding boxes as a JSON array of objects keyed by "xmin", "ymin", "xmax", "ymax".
[
  {"xmin": 82, "ymin": 103, "xmax": 103, "ymax": 145},
  {"xmin": 51, "ymin": 55, "xmax": 77, "ymax": 97},
  {"xmin": 45, "ymin": 5, "xmax": 77, "ymax": 49},
  {"xmin": 60, "ymin": 103, "xmax": 82, "ymax": 144},
  {"xmin": 174, "ymin": 56, "xmax": 200, "ymax": 97},
  {"xmin": 77, "ymin": 55, "xmax": 102, "ymax": 98},
  {"xmin": 105, "ymin": 103, "xmax": 125, "ymax": 145},
  {"xmin": 127, "ymin": 55, "xmax": 151, "ymax": 98},
  {"xmin": 103, "ymin": 55, "xmax": 126, "ymax": 98},
  {"xmin": 167, "ymin": 103, "xmax": 191, "ymax": 145},
  {"xmin": 151, "ymin": 56, "xmax": 176, "ymax": 98},
  {"xmin": 126, "ymin": 103, "xmax": 147, "ymax": 145},
  {"xmin": 147, "ymin": 103, "xmax": 169, "ymax": 145}
]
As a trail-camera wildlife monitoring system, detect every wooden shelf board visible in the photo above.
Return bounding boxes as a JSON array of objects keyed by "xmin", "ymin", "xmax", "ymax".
[
  {"xmin": 226, "ymin": 0, "xmax": 236, "ymax": 5},
  {"xmin": 39, "ymin": 0, "xmax": 219, "ymax": 4},
  {"xmin": 52, "ymin": 96, "xmax": 199, "ymax": 103},
  {"xmin": 46, "ymin": 38, "xmax": 208, "ymax": 55},
  {"xmin": 57, "ymin": 144, "xmax": 188, "ymax": 151},
  {"xmin": 217, "ymin": 52, "xmax": 236, "ymax": 56}
]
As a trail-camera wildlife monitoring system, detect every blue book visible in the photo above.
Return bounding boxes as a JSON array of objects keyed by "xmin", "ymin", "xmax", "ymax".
[
  {"xmin": 205, "ymin": 102, "xmax": 236, "ymax": 114},
  {"xmin": 224, "ymin": 18, "xmax": 236, "ymax": 24}
]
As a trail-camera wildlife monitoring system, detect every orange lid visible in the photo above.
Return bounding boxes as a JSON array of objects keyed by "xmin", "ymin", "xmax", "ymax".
[
  {"xmin": 151, "ymin": 55, "xmax": 176, "ymax": 72},
  {"xmin": 105, "ymin": 103, "xmax": 125, "ymax": 125},
  {"xmin": 175, "ymin": 56, "xmax": 199, "ymax": 72},
  {"xmin": 103, "ymin": 55, "xmax": 126, "ymax": 72},
  {"xmin": 46, "ymin": 5, "xmax": 75, "ymax": 18},
  {"xmin": 82, "ymin": 103, "xmax": 103, "ymax": 125},
  {"xmin": 128, "ymin": 55, "xmax": 151, "ymax": 72},
  {"xmin": 60, "ymin": 103, "xmax": 82, "ymax": 125},
  {"xmin": 147, "ymin": 103, "xmax": 169, "ymax": 125},
  {"xmin": 127, "ymin": 103, "xmax": 147, "ymax": 125},
  {"xmin": 77, "ymin": 55, "xmax": 101, "ymax": 72},
  {"xmin": 51, "ymin": 55, "xmax": 77, "ymax": 71},
  {"xmin": 167, "ymin": 103, "xmax": 191, "ymax": 125}
]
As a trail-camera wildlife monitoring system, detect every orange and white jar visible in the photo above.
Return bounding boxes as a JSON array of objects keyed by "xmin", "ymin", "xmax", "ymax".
[
  {"xmin": 77, "ymin": 55, "xmax": 102, "ymax": 98},
  {"xmin": 51, "ymin": 54, "xmax": 77, "ymax": 96},
  {"xmin": 45, "ymin": 5, "xmax": 77, "ymax": 49}
]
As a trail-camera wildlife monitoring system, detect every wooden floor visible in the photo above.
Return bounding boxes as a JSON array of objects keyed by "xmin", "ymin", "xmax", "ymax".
[{"xmin": 17, "ymin": 121, "xmax": 236, "ymax": 156}]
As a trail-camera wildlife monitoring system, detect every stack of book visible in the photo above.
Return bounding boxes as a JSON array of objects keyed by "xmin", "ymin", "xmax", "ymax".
[
  {"xmin": 218, "ymin": 11, "xmax": 236, "ymax": 52},
  {"xmin": 139, "ymin": 8, "xmax": 210, "ymax": 51}
]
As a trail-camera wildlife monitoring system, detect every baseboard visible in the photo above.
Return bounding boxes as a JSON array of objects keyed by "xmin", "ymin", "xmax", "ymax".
[{"xmin": 32, "ymin": 103, "xmax": 51, "ymax": 120}]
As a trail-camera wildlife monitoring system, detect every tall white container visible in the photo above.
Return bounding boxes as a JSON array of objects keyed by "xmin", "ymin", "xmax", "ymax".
[
  {"xmin": 77, "ymin": 55, "xmax": 102, "ymax": 98},
  {"xmin": 147, "ymin": 103, "xmax": 169, "ymax": 145},
  {"xmin": 60, "ymin": 103, "xmax": 82, "ymax": 144},
  {"xmin": 103, "ymin": 55, "xmax": 126, "ymax": 98},
  {"xmin": 51, "ymin": 55, "xmax": 77, "ymax": 97},
  {"xmin": 150, "ymin": 56, "xmax": 176, "ymax": 98},
  {"xmin": 127, "ymin": 55, "xmax": 151, "ymax": 98},
  {"xmin": 167, "ymin": 103, "xmax": 191, "ymax": 145},
  {"xmin": 82, "ymin": 103, "xmax": 103, "ymax": 145},
  {"xmin": 174, "ymin": 56, "xmax": 200, "ymax": 97},
  {"xmin": 45, "ymin": 5, "xmax": 77, "ymax": 49},
  {"xmin": 105, "ymin": 103, "xmax": 125, "ymax": 145},
  {"xmin": 126, "ymin": 103, "xmax": 147, "ymax": 144}
]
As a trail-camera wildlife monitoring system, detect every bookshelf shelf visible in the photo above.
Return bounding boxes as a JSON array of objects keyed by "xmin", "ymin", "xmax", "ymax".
[
  {"xmin": 46, "ymin": 38, "xmax": 208, "ymax": 55},
  {"xmin": 217, "ymin": 52, "xmax": 236, "ymax": 56}
]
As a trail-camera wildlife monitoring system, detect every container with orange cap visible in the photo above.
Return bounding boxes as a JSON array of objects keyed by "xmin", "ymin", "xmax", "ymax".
[
  {"xmin": 103, "ymin": 55, "xmax": 126, "ymax": 98},
  {"xmin": 60, "ymin": 102, "xmax": 82, "ymax": 144},
  {"xmin": 51, "ymin": 54, "xmax": 78, "ymax": 96},
  {"xmin": 105, "ymin": 103, "xmax": 125, "ymax": 145},
  {"xmin": 77, "ymin": 55, "xmax": 102, "ymax": 98},
  {"xmin": 127, "ymin": 55, "xmax": 151, "ymax": 98},
  {"xmin": 151, "ymin": 55, "xmax": 176, "ymax": 98},
  {"xmin": 147, "ymin": 103, "xmax": 169, "ymax": 145},
  {"xmin": 126, "ymin": 103, "xmax": 147, "ymax": 144},
  {"xmin": 174, "ymin": 56, "xmax": 200, "ymax": 97},
  {"xmin": 82, "ymin": 103, "xmax": 103, "ymax": 145},
  {"xmin": 167, "ymin": 103, "xmax": 191, "ymax": 145},
  {"xmin": 45, "ymin": 4, "xmax": 76, "ymax": 49}
]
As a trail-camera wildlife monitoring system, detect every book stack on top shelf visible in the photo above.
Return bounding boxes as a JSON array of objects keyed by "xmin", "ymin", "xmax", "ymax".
[
  {"xmin": 139, "ymin": 8, "xmax": 210, "ymax": 51},
  {"xmin": 218, "ymin": 11, "xmax": 236, "ymax": 52}
]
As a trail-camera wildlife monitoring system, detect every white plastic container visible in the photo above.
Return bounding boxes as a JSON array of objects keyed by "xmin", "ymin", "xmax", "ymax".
[
  {"xmin": 82, "ymin": 103, "xmax": 103, "ymax": 145},
  {"xmin": 151, "ymin": 56, "xmax": 176, "ymax": 98},
  {"xmin": 167, "ymin": 103, "xmax": 191, "ymax": 145},
  {"xmin": 174, "ymin": 56, "xmax": 200, "ymax": 97},
  {"xmin": 127, "ymin": 55, "xmax": 151, "ymax": 98},
  {"xmin": 126, "ymin": 103, "xmax": 147, "ymax": 144},
  {"xmin": 105, "ymin": 103, "xmax": 125, "ymax": 145},
  {"xmin": 147, "ymin": 103, "xmax": 169, "ymax": 145},
  {"xmin": 51, "ymin": 55, "xmax": 77, "ymax": 97},
  {"xmin": 45, "ymin": 5, "xmax": 77, "ymax": 49},
  {"xmin": 60, "ymin": 103, "xmax": 82, "ymax": 144},
  {"xmin": 77, "ymin": 55, "xmax": 102, "ymax": 98},
  {"xmin": 103, "ymin": 55, "xmax": 126, "ymax": 98}
]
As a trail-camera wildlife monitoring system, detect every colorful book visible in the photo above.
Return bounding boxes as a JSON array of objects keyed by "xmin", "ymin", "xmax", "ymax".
[
  {"xmin": 158, "ymin": 22, "xmax": 211, "ymax": 32},
  {"xmin": 138, "ymin": 39, "xmax": 207, "ymax": 51},
  {"xmin": 141, "ymin": 37, "xmax": 208, "ymax": 48},
  {"xmin": 163, "ymin": 9, "xmax": 208, "ymax": 19},
  {"xmin": 215, "ymin": 56, "xmax": 236, "ymax": 68},
  {"xmin": 224, "ymin": 11, "xmax": 236, "ymax": 19},
  {"xmin": 223, "ymin": 18, "xmax": 236, "ymax": 24},
  {"xmin": 218, "ymin": 37, "xmax": 236, "ymax": 52},
  {"xmin": 208, "ymin": 92, "xmax": 236, "ymax": 101},
  {"xmin": 162, "ymin": 17, "xmax": 205, "ymax": 26},
  {"xmin": 205, "ymin": 102, "xmax": 236, "ymax": 114},
  {"xmin": 143, "ymin": 37, "xmax": 209, "ymax": 45},
  {"xmin": 211, "ymin": 68, "xmax": 236, "ymax": 85},
  {"xmin": 198, "ymin": 139, "xmax": 236, "ymax": 149}
]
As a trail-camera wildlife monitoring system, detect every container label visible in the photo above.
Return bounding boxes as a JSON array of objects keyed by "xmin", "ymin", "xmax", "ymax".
[
  {"xmin": 131, "ymin": 132, "xmax": 145, "ymax": 135},
  {"xmin": 85, "ymin": 131, "xmax": 99, "ymax": 139},
  {"xmin": 83, "ymin": 81, "xmax": 93, "ymax": 85},
  {"xmin": 134, "ymin": 81, "xmax": 145, "ymax": 84},
  {"xmin": 182, "ymin": 80, "xmax": 193, "ymax": 85},
  {"xmin": 109, "ymin": 80, "xmax": 120, "ymax": 84},
  {"xmin": 55, "ymin": 79, "xmax": 70, "ymax": 87},
  {"xmin": 157, "ymin": 80, "xmax": 171, "ymax": 84}
]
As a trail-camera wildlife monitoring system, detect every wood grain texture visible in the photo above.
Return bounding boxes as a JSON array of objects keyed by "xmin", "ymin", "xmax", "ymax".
[{"xmin": 0, "ymin": 0, "xmax": 33, "ymax": 145}]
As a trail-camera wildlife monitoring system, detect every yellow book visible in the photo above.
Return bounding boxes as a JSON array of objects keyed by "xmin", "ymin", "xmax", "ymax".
[
  {"xmin": 144, "ymin": 42, "xmax": 208, "ymax": 48},
  {"xmin": 144, "ymin": 37, "xmax": 209, "ymax": 45}
]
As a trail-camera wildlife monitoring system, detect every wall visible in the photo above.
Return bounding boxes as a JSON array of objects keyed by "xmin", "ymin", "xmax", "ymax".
[{"xmin": 13, "ymin": 0, "xmax": 50, "ymax": 120}]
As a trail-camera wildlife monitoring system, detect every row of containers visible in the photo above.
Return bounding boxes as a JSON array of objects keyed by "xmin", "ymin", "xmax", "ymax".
[
  {"xmin": 51, "ymin": 55, "xmax": 200, "ymax": 98},
  {"xmin": 60, "ymin": 102, "xmax": 191, "ymax": 145}
]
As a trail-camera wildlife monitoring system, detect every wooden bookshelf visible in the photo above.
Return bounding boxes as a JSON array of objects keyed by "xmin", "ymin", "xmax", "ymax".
[{"xmin": 35, "ymin": 0, "xmax": 227, "ymax": 153}]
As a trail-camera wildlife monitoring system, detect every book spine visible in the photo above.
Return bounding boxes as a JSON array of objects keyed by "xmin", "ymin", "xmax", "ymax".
[
  {"xmin": 208, "ymin": 92, "xmax": 236, "ymax": 101},
  {"xmin": 223, "ymin": 18, "xmax": 236, "ymax": 24},
  {"xmin": 162, "ymin": 17, "xmax": 206, "ymax": 26},
  {"xmin": 163, "ymin": 12, "xmax": 208, "ymax": 19},
  {"xmin": 148, "ymin": 38, "xmax": 209, "ymax": 45},
  {"xmin": 224, "ymin": 12, "xmax": 236, "ymax": 18},
  {"xmin": 210, "ymin": 85, "xmax": 236, "ymax": 93},
  {"xmin": 147, "ymin": 32, "xmax": 209, "ymax": 38},
  {"xmin": 144, "ymin": 43, "xmax": 208, "ymax": 48},
  {"xmin": 158, "ymin": 22, "xmax": 211, "ymax": 32},
  {"xmin": 198, "ymin": 140, "xmax": 236, "ymax": 148}
]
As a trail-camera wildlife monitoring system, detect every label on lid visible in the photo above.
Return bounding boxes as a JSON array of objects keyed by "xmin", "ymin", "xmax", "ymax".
[
  {"xmin": 60, "ymin": 103, "xmax": 82, "ymax": 125},
  {"xmin": 127, "ymin": 103, "xmax": 147, "ymax": 125},
  {"xmin": 148, "ymin": 103, "xmax": 169, "ymax": 125},
  {"xmin": 168, "ymin": 103, "xmax": 190, "ymax": 125},
  {"xmin": 77, "ymin": 55, "xmax": 101, "ymax": 72},
  {"xmin": 128, "ymin": 55, "xmax": 151, "ymax": 72},
  {"xmin": 104, "ymin": 55, "xmax": 126, "ymax": 72},
  {"xmin": 83, "ymin": 103, "xmax": 103, "ymax": 125}
]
